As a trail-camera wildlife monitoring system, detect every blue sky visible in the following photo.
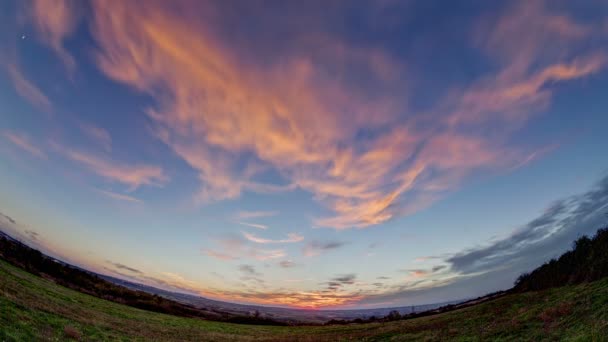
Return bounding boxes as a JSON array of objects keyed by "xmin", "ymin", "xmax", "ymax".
[{"xmin": 1, "ymin": 0, "xmax": 607, "ymax": 309}]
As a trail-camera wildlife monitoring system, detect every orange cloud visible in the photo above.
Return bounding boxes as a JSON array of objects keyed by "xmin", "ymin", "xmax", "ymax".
[
  {"xmin": 2, "ymin": 131, "xmax": 47, "ymax": 159},
  {"xmin": 63, "ymin": 0, "xmax": 602, "ymax": 230},
  {"xmin": 204, "ymin": 288, "xmax": 364, "ymax": 309}
]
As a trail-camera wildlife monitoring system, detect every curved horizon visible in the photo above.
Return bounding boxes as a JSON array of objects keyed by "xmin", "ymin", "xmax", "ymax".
[{"xmin": 1, "ymin": 0, "xmax": 607, "ymax": 310}]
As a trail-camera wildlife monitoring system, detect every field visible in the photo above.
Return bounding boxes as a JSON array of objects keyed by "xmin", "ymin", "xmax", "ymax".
[{"xmin": 1, "ymin": 259, "xmax": 607, "ymax": 341}]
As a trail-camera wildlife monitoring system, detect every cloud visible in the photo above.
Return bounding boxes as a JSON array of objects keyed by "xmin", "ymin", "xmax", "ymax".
[
  {"xmin": 4, "ymin": 64, "xmax": 52, "ymax": 113},
  {"xmin": 324, "ymin": 274, "xmax": 357, "ymax": 291},
  {"xmin": 2, "ymin": 131, "xmax": 47, "ymax": 159},
  {"xmin": 432, "ymin": 265, "xmax": 447, "ymax": 272},
  {"xmin": 205, "ymin": 287, "xmax": 364, "ymax": 309},
  {"xmin": 203, "ymin": 249, "xmax": 237, "ymax": 261},
  {"xmin": 238, "ymin": 264, "xmax": 261, "ymax": 276},
  {"xmin": 86, "ymin": 0, "xmax": 556, "ymax": 230},
  {"xmin": 331, "ymin": 274, "xmax": 356, "ymax": 285},
  {"xmin": 248, "ymin": 248, "xmax": 286, "ymax": 261},
  {"xmin": 95, "ymin": 189, "xmax": 142, "ymax": 203},
  {"xmin": 203, "ymin": 235, "xmax": 287, "ymax": 261},
  {"xmin": 53, "ymin": 143, "xmax": 168, "ymax": 191},
  {"xmin": 80, "ymin": 122, "xmax": 112, "ymax": 152},
  {"xmin": 236, "ymin": 222, "xmax": 268, "ymax": 230},
  {"xmin": 106, "ymin": 261, "xmax": 142, "ymax": 274},
  {"xmin": 0, "ymin": 212, "xmax": 16, "ymax": 225},
  {"xmin": 24, "ymin": 230, "xmax": 40, "ymax": 242},
  {"xmin": 444, "ymin": 175, "xmax": 608, "ymax": 277},
  {"xmin": 235, "ymin": 211, "xmax": 278, "ymax": 219},
  {"xmin": 302, "ymin": 240, "xmax": 346, "ymax": 257},
  {"xmin": 29, "ymin": 0, "xmax": 79, "ymax": 71},
  {"xmin": 448, "ymin": 0, "xmax": 605, "ymax": 128},
  {"xmin": 278, "ymin": 260, "xmax": 296, "ymax": 268},
  {"xmin": 242, "ymin": 231, "xmax": 304, "ymax": 244},
  {"xmin": 355, "ymin": 174, "xmax": 608, "ymax": 308}
]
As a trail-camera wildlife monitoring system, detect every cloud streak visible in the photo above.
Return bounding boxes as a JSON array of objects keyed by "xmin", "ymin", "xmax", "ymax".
[
  {"xmin": 242, "ymin": 231, "xmax": 304, "ymax": 244},
  {"xmin": 5, "ymin": 64, "xmax": 52, "ymax": 113},
  {"xmin": 53, "ymin": 143, "xmax": 167, "ymax": 191},
  {"xmin": 203, "ymin": 235, "xmax": 287, "ymax": 261},
  {"xmin": 2, "ymin": 131, "xmax": 47, "ymax": 159},
  {"xmin": 303, "ymin": 240, "xmax": 346, "ymax": 257},
  {"xmin": 236, "ymin": 222, "xmax": 268, "ymax": 230},
  {"xmin": 80, "ymin": 122, "xmax": 112, "ymax": 152},
  {"xmin": 96, "ymin": 189, "xmax": 142, "ymax": 203}
]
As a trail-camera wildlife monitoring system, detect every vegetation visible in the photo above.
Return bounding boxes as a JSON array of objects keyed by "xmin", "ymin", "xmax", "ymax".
[{"xmin": 515, "ymin": 227, "xmax": 608, "ymax": 292}]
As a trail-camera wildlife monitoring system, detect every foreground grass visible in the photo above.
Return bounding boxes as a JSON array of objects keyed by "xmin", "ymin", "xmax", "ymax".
[{"xmin": 1, "ymin": 259, "xmax": 607, "ymax": 341}]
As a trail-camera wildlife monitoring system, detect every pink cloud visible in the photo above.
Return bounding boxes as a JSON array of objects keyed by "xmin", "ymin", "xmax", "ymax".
[{"xmin": 29, "ymin": 0, "xmax": 79, "ymax": 71}]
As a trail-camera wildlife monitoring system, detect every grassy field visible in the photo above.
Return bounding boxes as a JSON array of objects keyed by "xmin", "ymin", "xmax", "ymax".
[{"xmin": 1, "ymin": 259, "xmax": 607, "ymax": 341}]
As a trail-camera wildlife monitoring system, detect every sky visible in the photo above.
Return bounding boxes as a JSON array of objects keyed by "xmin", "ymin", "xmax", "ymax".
[{"xmin": 0, "ymin": 0, "xmax": 608, "ymax": 309}]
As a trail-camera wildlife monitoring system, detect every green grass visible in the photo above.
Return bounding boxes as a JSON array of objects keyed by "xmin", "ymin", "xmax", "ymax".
[{"xmin": 1, "ymin": 259, "xmax": 607, "ymax": 341}]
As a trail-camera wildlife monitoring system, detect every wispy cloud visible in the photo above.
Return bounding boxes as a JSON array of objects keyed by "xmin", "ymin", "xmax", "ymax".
[
  {"xmin": 95, "ymin": 189, "xmax": 142, "ymax": 203},
  {"xmin": 106, "ymin": 260, "xmax": 142, "ymax": 274},
  {"xmin": 5, "ymin": 64, "xmax": 52, "ymax": 113},
  {"xmin": 203, "ymin": 235, "xmax": 287, "ymax": 261},
  {"xmin": 236, "ymin": 222, "xmax": 268, "ymax": 230},
  {"xmin": 303, "ymin": 240, "xmax": 346, "ymax": 257},
  {"xmin": 53, "ymin": 143, "xmax": 167, "ymax": 191},
  {"xmin": 242, "ymin": 231, "xmax": 304, "ymax": 244},
  {"xmin": 84, "ymin": 0, "xmax": 523, "ymax": 230},
  {"xmin": 248, "ymin": 248, "xmax": 286, "ymax": 261},
  {"xmin": 238, "ymin": 264, "xmax": 261, "ymax": 277},
  {"xmin": 0, "ymin": 212, "xmax": 16, "ymax": 225},
  {"xmin": 203, "ymin": 249, "xmax": 238, "ymax": 261},
  {"xmin": 444, "ymin": 175, "xmax": 608, "ymax": 277},
  {"xmin": 80, "ymin": 122, "xmax": 112, "ymax": 152},
  {"xmin": 278, "ymin": 260, "xmax": 296, "ymax": 268},
  {"xmin": 2, "ymin": 131, "xmax": 47, "ymax": 159},
  {"xmin": 29, "ymin": 0, "xmax": 79, "ymax": 71},
  {"xmin": 20, "ymin": 0, "xmax": 605, "ymax": 234}
]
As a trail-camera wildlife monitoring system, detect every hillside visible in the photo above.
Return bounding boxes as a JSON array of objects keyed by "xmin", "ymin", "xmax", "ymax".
[{"xmin": 1, "ymin": 257, "xmax": 607, "ymax": 341}]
